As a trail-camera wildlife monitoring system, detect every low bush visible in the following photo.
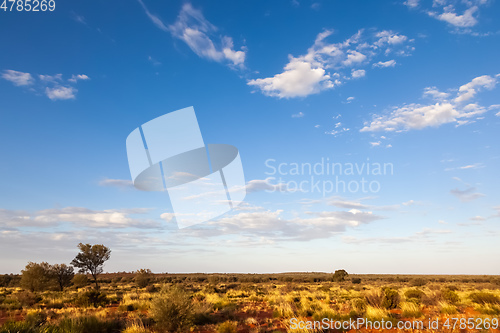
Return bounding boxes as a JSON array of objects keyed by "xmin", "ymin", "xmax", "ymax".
[
  {"xmin": 442, "ymin": 288, "xmax": 460, "ymax": 303},
  {"xmin": 149, "ymin": 287, "xmax": 194, "ymax": 332},
  {"xmin": 469, "ymin": 292, "xmax": 500, "ymax": 305},
  {"xmin": 217, "ymin": 320, "xmax": 238, "ymax": 333},
  {"xmin": 381, "ymin": 288, "xmax": 400, "ymax": 309},
  {"xmin": 410, "ymin": 278, "xmax": 428, "ymax": 287},
  {"xmin": 75, "ymin": 290, "xmax": 108, "ymax": 307}
]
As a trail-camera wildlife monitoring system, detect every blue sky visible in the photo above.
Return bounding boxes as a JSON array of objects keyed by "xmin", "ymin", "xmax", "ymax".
[{"xmin": 1, "ymin": 0, "xmax": 500, "ymax": 274}]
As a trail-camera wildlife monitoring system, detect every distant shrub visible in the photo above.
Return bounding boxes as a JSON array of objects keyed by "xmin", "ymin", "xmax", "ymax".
[
  {"xmin": 332, "ymin": 270, "xmax": 348, "ymax": 282},
  {"xmin": 351, "ymin": 278, "xmax": 362, "ymax": 284},
  {"xmin": 442, "ymin": 289, "xmax": 460, "ymax": 304},
  {"xmin": 217, "ymin": 320, "xmax": 238, "ymax": 333},
  {"xmin": 405, "ymin": 289, "xmax": 425, "ymax": 300},
  {"xmin": 410, "ymin": 278, "xmax": 428, "ymax": 287},
  {"xmin": 135, "ymin": 269, "xmax": 153, "ymax": 288},
  {"xmin": 381, "ymin": 288, "xmax": 400, "ymax": 309},
  {"xmin": 75, "ymin": 290, "xmax": 108, "ymax": 307},
  {"xmin": 469, "ymin": 292, "xmax": 500, "ymax": 305},
  {"xmin": 150, "ymin": 287, "xmax": 194, "ymax": 332}
]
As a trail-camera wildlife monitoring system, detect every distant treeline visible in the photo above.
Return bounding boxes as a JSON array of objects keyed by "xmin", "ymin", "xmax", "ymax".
[{"xmin": 2, "ymin": 272, "xmax": 499, "ymax": 289}]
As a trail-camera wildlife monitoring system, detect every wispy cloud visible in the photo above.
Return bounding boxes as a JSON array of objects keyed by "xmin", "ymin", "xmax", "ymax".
[
  {"xmin": 404, "ymin": 0, "xmax": 493, "ymax": 34},
  {"xmin": 248, "ymin": 29, "xmax": 414, "ymax": 98},
  {"xmin": 99, "ymin": 178, "xmax": 134, "ymax": 189},
  {"xmin": 2, "ymin": 70, "xmax": 90, "ymax": 101},
  {"xmin": 292, "ymin": 111, "xmax": 305, "ymax": 118},
  {"xmin": 373, "ymin": 59, "xmax": 396, "ymax": 68},
  {"xmin": 0, "ymin": 207, "xmax": 158, "ymax": 229},
  {"xmin": 1, "ymin": 70, "xmax": 34, "ymax": 86},
  {"xmin": 361, "ymin": 74, "xmax": 499, "ymax": 132},
  {"xmin": 137, "ymin": 1, "xmax": 246, "ymax": 68},
  {"xmin": 450, "ymin": 186, "xmax": 485, "ymax": 202}
]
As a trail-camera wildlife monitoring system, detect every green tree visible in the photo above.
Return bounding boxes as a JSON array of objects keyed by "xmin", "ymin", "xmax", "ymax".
[
  {"xmin": 71, "ymin": 243, "xmax": 111, "ymax": 289},
  {"xmin": 51, "ymin": 264, "xmax": 74, "ymax": 291},
  {"xmin": 20, "ymin": 262, "xmax": 53, "ymax": 292}
]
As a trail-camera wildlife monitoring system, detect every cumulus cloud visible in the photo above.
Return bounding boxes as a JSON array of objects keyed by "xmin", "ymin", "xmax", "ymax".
[
  {"xmin": 248, "ymin": 29, "xmax": 413, "ymax": 98},
  {"xmin": 1, "ymin": 70, "xmax": 34, "ymax": 86},
  {"xmin": 138, "ymin": 1, "xmax": 246, "ymax": 68},
  {"xmin": 45, "ymin": 86, "xmax": 77, "ymax": 100},
  {"xmin": 351, "ymin": 69, "xmax": 366, "ymax": 78},
  {"xmin": 361, "ymin": 74, "xmax": 499, "ymax": 132},
  {"xmin": 292, "ymin": 111, "xmax": 305, "ymax": 118}
]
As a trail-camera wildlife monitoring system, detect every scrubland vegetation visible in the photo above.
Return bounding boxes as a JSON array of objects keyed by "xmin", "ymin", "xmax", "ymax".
[{"xmin": 1, "ymin": 271, "xmax": 500, "ymax": 332}]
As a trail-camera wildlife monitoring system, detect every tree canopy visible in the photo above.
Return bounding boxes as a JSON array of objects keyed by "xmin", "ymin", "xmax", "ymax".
[{"xmin": 71, "ymin": 243, "xmax": 111, "ymax": 289}]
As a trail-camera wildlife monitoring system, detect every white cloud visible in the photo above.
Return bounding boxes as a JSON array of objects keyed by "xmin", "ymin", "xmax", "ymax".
[
  {"xmin": 3, "ymin": 70, "xmax": 89, "ymax": 100},
  {"xmin": 0, "ymin": 207, "xmax": 158, "ymax": 229},
  {"xmin": 248, "ymin": 59, "xmax": 335, "ymax": 98},
  {"xmin": 346, "ymin": 96, "xmax": 355, "ymax": 103},
  {"xmin": 68, "ymin": 74, "xmax": 90, "ymax": 83},
  {"xmin": 423, "ymin": 86, "xmax": 450, "ymax": 100},
  {"xmin": 245, "ymin": 178, "xmax": 289, "ymax": 193},
  {"xmin": 361, "ymin": 74, "xmax": 498, "ymax": 132},
  {"xmin": 45, "ymin": 86, "xmax": 77, "ymax": 100},
  {"xmin": 99, "ymin": 178, "xmax": 134, "ymax": 189},
  {"xmin": 450, "ymin": 186, "xmax": 485, "ymax": 202},
  {"xmin": 374, "ymin": 30, "xmax": 408, "ymax": 46},
  {"xmin": 343, "ymin": 50, "xmax": 367, "ymax": 66},
  {"xmin": 2, "ymin": 70, "xmax": 34, "ymax": 86},
  {"xmin": 413, "ymin": 0, "xmax": 490, "ymax": 33},
  {"xmin": 370, "ymin": 141, "xmax": 381, "ymax": 147},
  {"xmin": 39, "ymin": 74, "xmax": 63, "ymax": 82},
  {"xmin": 292, "ymin": 111, "xmax": 305, "ymax": 118},
  {"xmin": 454, "ymin": 75, "xmax": 497, "ymax": 103},
  {"xmin": 433, "ymin": 6, "xmax": 478, "ymax": 27},
  {"xmin": 138, "ymin": 1, "xmax": 246, "ymax": 68},
  {"xmin": 373, "ymin": 60, "xmax": 396, "ymax": 68},
  {"xmin": 404, "ymin": 0, "xmax": 420, "ymax": 8},
  {"xmin": 188, "ymin": 207, "xmax": 385, "ymax": 242},
  {"xmin": 248, "ymin": 29, "xmax": 413, "ymax": 98},
  {"xmin": 351, "ymin": 69, "xmax": 366, "ymax": 78}
]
